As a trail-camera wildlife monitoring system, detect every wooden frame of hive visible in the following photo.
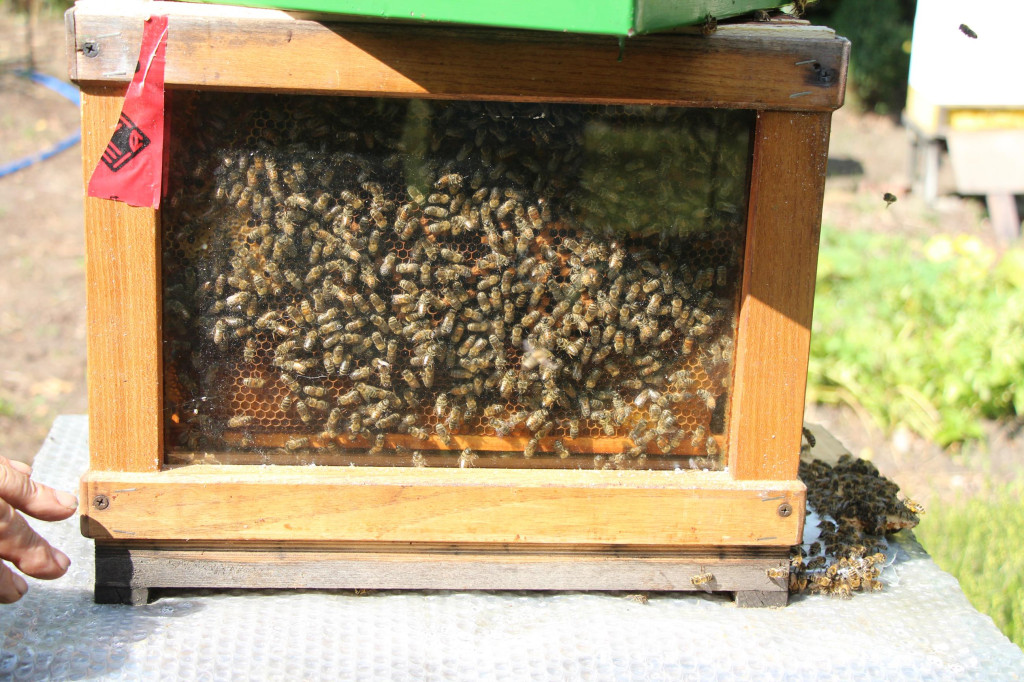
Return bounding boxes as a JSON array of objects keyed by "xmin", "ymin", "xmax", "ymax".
[{"xmin": 68, "ymin": 0, "xmax": 848, "ymax": 606}]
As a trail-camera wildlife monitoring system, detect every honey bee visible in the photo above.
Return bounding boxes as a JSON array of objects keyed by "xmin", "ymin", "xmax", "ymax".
[
  {"xmin": 307, "ymin": 398, "xmax": 329, "ymax": 412},
  {"xmin": 303, "ymin": 385, "xmax": 326, "ymax": 398},
  {"xmin": 705, "ymin": 436, "xmax": 719, "ymax": 456},
  {"xmin": 690, "ymin": 425, "xmax": 707, "ymax": 449},
  {"xmin": 295, "ymin": 400, "xmax": 312, "ymax": 423},
  {"xmin": 696, "ymin": 388, "xmax": 716, "ymax": 411},
  {"xmin": 553, "ymin": 440, "xmax": 570, "ymax": 459},
  {"xmin": 458, "ymin": 448, "xmax": 478, "ymax": 468},
  {"xmin": 434, "ymin": 422, "xmax": 453, "ymax": 445},
  {"xmin": 690, "ymin": 572, "xmax": 714, "ymax": 587},
  {"xmin": 435, "ymin": 173, "xmax": 463, "ymax": 189},
  {"xmin": 766, "ymin": 566, "xmax": 788, "ymax": 580},
  {"xmin": 242, "ymin": 376, "xmax": 266, "ymax": 389},
  {"xmin": 902, "ymin": 499, "xmax": 925, "ymax": 515},
  {"xmin": 227, "ymin": 415, "xmax": 254, "ymax": 428}
]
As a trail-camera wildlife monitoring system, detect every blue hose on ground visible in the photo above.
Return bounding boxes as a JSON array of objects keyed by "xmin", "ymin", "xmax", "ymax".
[{"xmin": 0, "ymin": 71, "xmax": 81, "ymax": 179}]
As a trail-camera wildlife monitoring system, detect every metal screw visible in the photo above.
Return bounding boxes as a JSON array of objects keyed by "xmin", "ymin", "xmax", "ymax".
[
  {"xmin": 93, "ymin": 494, "xmax": 110, "ymax": 510},
  {"xmin": 777, "ymin": 502, "xmax": 793, "ymax": 518},
  {"xmin": 82, "ymin": 42, "xmax": 99, "ymax": 58}
]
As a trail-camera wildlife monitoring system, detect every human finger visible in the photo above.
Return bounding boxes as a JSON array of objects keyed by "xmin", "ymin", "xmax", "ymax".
[
  {"xmin": 0, "ymin": 559, "xmax": 29, "ymax": 604},
  {"xmin": 6, "ymin": 459, "xmax": 32, "ymax": 476},
  {"xmin": 0, "ymin": 455, "xmax": 78, "ymax": 522},
  {"xmin": 0, "ymin": 499, "xmax": 71, "ymax": 580}
]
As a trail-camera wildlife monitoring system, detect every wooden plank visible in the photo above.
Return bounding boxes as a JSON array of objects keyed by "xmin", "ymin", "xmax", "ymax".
[
  {"xmin": 69, "ymin": 0, "xmax": 848, "ymax": 111},
  {"xmin": 80, "ymin": 467, "xmax": 805, "ymax": 545},
  {"xmin": 165, "ymin": 449, "xmax": 719, "ymax": 470},
  {"xmin": 81, "ymin": 84, "xmax": 163, "ymax": 472},
  {"xmin": 94, "ymin": 540, "xmax": 789, "ymax": 594},
  {"xmin": 213, "ymin": 431, "xmax": 727, "ymax": 459},
  {"xmin": 64, "ymin": 7, "xmax": 78, "ymax": 81},
  {"xmin": 728, "ymin": 110, "xmax": 831, "ymax": 480},
  {"xmin": 801, "ymin": 422, "xmax": 850, "ymax": 466},
  {"xmin": 985, "ymin": 192, "xmax": 1021, "ymax": 245},
  {"xmin": 735, "ymin": 590, "xmax": 788, "ymax": 608}
]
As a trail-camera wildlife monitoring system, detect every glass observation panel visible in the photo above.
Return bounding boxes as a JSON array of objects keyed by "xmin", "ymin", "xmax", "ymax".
[{"xmin": 161, "ymin": 92, "xmax": 754, "ymax": 469}]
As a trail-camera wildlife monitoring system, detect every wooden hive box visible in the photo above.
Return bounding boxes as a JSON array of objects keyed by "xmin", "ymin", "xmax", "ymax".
[{"xmin": 68, "ymin": 0, "xmax": 848, "ymax": 606}]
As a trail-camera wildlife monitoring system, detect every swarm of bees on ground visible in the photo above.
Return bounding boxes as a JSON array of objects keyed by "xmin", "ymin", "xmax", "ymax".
[
  {"xmin": 789, "ymin": 449, "xmax": 922, "ymax": 598},
  {"xmin": 162, "ymin": 93, "xmax": 751, "ymax": 468}
]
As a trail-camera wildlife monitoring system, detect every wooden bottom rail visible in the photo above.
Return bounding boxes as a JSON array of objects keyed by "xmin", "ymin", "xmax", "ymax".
[{"xmin": 94, "ymin": 541, "xmax": 790, "ymax": 607}]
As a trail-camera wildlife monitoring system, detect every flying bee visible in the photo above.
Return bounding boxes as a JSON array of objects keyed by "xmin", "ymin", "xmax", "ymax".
[
  {"xmin": 958, "ymin": 23, "xmax": 977, "ymax": 39},
  {"xmin": 903, "ymin": 499, "xmax": 925, "ymax": 515}
]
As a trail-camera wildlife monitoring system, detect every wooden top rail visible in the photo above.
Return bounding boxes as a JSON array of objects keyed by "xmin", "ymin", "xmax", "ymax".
[{"xmin": 68, "ymin": 0, "xmax": 848, "ymax": 110}]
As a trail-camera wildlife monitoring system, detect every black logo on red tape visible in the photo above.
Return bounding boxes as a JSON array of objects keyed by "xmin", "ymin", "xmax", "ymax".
[{"xmin": 101, "ymin": 113, "xmax": 150, "ymax": 172}]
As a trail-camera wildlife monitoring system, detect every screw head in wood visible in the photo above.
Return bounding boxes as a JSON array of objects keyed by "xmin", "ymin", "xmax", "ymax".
[
  {"xmin": 777, "ymin": 502, "xmax": 793, "ymax": 517},
  {"xmin": 93, "ymin": 494, "xmax": 110, "ymax": 510},
  {"xmin": 82, "ymin": 41, "xmax": 99, "ymax": 58}
]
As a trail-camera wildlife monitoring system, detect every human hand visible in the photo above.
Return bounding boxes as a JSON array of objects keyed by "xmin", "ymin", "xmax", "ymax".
[{"xmin": 1, "ymin": 455, "xmax": 77, "ymax": 603}]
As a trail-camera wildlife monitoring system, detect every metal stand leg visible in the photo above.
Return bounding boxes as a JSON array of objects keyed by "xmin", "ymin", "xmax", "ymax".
[
  {"xmin": 923, "ymin": 139, "xmax": 941, "ymax": 205},
  {"xmin": 987, "ymin": 192, "xmax": 1021, "ymax": 245}
]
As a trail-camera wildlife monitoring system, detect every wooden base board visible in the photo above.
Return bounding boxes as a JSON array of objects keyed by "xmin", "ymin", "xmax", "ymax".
[{"xmin": 94, "ymin": 541, "xmax": 790, "ymax": 607}]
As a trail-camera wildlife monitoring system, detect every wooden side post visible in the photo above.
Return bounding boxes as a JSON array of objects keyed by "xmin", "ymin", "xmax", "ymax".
[
  {"xmin": 728, "ymin": 110, "xmax": 832, "ymax": 480},
  {"xmin": 81, "ymin": 83, "xmax": 163, "ymax": 473}
]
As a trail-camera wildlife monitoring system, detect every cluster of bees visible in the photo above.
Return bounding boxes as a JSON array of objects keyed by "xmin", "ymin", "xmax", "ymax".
[
  {"xmin": 162, "ymin": 93, "xmax": 751, "ymax": 468},
  {"xmin": 789, "ymin": 452, "xmax": 922, "ymax": 597}
]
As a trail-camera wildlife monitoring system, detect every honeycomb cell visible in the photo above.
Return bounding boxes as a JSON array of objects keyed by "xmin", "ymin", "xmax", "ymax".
[{"xmin": 161, "ymin": 91, "xmax": 753, "ymax": 470}]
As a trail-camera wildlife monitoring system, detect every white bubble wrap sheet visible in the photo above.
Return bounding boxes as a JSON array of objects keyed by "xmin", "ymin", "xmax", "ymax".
[{"xmin": 2, "ymin": 416, "xmax": 1021, "ymax": 680}]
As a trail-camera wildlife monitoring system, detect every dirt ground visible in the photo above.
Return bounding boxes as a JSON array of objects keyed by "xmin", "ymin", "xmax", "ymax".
[{"xmin": 0, "ymin": 9, "xmax": 1020, "ymax": 506}]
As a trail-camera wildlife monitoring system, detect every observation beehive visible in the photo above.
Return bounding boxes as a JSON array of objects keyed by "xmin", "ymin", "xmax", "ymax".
[{"xmin": 69, "ymin": 0, "xmax": 848, "ymax": 606}]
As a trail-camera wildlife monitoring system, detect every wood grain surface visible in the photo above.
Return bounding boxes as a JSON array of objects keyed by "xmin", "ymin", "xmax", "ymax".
[
  {"xmin": 728, "ymin": 111, "xmax": 832, "ymax": 480},
  {"xmin": 81, "ymin": 83, "xmax": 163, "ymax": 472},
  {"xmin": 81, "ymin": 467, "xmax": 805, "ymax": 545},
  {"xmin": 68, "ymin": 0, "xmax": 848, "ymax": 111},
  {"xmin": 94, "ymin": 540, "xmax": 790, "ymax": 596}
]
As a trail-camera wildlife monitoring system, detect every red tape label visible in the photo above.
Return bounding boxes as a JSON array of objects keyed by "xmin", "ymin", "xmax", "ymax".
[{"xmin": 87, "ymin": 15, "xmax": 168, "ymax": 209}]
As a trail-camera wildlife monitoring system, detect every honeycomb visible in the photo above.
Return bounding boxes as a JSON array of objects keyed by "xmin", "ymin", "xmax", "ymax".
[{"xmin": 161, "ymin": 92, "xmax": 754, "ymax": 469}]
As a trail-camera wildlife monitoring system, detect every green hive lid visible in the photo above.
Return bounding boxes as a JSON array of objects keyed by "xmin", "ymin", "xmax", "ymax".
[{"xmin": 187, "ymin": 0, "xmax": 787, "ymax": 36}]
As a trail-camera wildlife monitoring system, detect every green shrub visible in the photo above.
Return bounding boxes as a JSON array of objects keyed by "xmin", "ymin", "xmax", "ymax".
[
  {"xmin": 914, "ymin": 486, "xmax": 1024, "ymax": 649},
  {"xmin": 808, "ymin": 230, "xmax": 1024, "ymax": 446}
]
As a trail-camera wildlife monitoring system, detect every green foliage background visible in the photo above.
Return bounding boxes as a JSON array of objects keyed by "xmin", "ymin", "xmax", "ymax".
[
  {"xmin": 809, "ymin": 230, "xmax": 1024, "ymax": 446},
  {"xmin": 914, "ymin": 485, "xmax": 1024, "ymax": 649}
]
